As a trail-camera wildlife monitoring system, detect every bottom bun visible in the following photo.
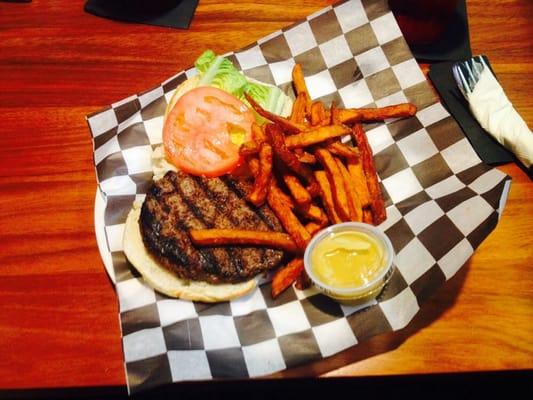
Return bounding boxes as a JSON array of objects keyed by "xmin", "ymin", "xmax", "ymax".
[{"xmin": 123, "ymin": 201, "xmax": 257, "ymax": 302}]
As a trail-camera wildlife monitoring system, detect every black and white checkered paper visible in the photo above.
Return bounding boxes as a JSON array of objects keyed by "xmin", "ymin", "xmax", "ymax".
[{"xmin": 88, "ymin": 0, "xmax": 511, "ymax": 394}]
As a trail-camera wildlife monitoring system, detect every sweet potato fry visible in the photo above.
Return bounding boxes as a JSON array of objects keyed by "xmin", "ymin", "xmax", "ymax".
[
  {"xmin": 306, "ymin": 182, "xmax": 321, "ymax": 198},
  {"xmin": 292, "ymin": 64, "xmax": 309, "ymax": 96},
  {"xmin": 305, "ymin": 221, "xmax": 327, "ymax": 237},
  {"xmin": 315, "ymin": 149, "xmax": 351, "ymax": 222},
  {"xmin": 252, "ymin": 122, "xmax": 268, "ymax": 144},
  {"xmin": 335, "ymin": 157, "xmax": 363, "ymax": 222},
  {"xmin": 247, "ymin": 143, "xmax": 273, "ymax": 207},
  {"xmin": 294, "ymin": 270, "xmax": 312, "ymax": 291},
  {"xmin": 296, "ymin": 151, "xmax": 316, "ymax": 164},
  {"xmin": 306, "ymin": 204, "xmax": 328, "ymax": 224},
  {"xmin": 310, "ymin": 108, "xmax": 332, "ymax": 127},
  {"xmin": 295, "ymin": 203, "xmax": 328, "ymax": 225},
  {"xmin": 259, "ymin": 167, "xmax": 296, "ymax": 209},
  {"xmin": 284, "ymin": 125, "xmax": 350, "ymax": 149},
  {"xmin": 245, "ymin": 93, "xmax": 305, "ymax": 134},
  {"xmin": 363, "ymin": 208, "xmax": 373, "ymax": 224},
  {"xmin": 189, "ymin": 229, "xmax": 300, "ymax": 253},
  {"xmin": 290, "ymin": 92, "xmax": 309, "ymax": 125},
  {"xmin": 248, "ymin": 157, "xmax": 259, "ymax": 176},
  {"xmin": 283, "ymin": 174, "xmax": 312, "ymax": 208},
  {"xmin": 250, "ymin": 158, "xmax": 296, "ymax": 209},
  {"xmin": 337, "ymin": 103, "xmax": 417, "ymax": 123},
  {"xmin": 239, "ymin": 140, "xmax": 260, "ymax": 156},
  {"xmin": 326, "ymin": 141, "xmax": 360, "ymax": 159},
  {"xmin": 346, "ymin": 158, "xmax": 371, "ymax": 208},
  {"xmin": 314, "ymin": 170, "xmax": 342, "ymax": 224},
  {"xmin": 310, "ymin": 101, "xmax": 326, "ymax": 126},
  {"xmin": 292, "ymin": 64, "xmax": 312, "ymax": 113},
  {"xmin": 272, "ymin": 258, "xmax": 304, "ymax": 298},
  {"xmin": 319, "ymin": 110, "xmax": 332, "ymax": 126},
  {"xmin": 249, "ymin": 157, "xmax": 284, "ymax": 204},
  {"xmin": 267, "ymin": 182, "xmax": 311, "ymax": 249},
  {"xmin": 351, "ymin": 123, "xmax": 386, "ymax": 225},
  {"xmin": 277, "ymin": 187, "xmax": 295, "ymax": 209},
  {"xmin": 330, "ymin": 101, "xmax": 341, "ymax": 125},
  {"xmin": 266, "ymin": 123, "xmax": 318, "ymax": 189}
]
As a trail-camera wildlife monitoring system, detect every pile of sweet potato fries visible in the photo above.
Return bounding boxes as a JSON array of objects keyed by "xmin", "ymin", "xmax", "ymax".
[{"xmin": 189, "ymin": 64, "xmax": 417, "ymax": 298}]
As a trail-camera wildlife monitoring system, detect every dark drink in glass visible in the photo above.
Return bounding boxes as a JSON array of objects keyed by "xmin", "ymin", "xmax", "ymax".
[{"xmin": 389, "ymin": 0, "xmax": 460, "ymax": 46}]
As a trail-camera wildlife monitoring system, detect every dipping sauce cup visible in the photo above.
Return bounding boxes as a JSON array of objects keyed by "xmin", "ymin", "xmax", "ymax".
[{"xmin": 304, "ymin": 222, "xmax": 395, "ymax": 305}]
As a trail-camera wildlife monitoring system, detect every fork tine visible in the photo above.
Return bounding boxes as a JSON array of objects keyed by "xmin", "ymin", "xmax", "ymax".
[
  {"xmin": 452, "ymin": 55, "xmax": 489, "ymax": 98},
  {"xmin": 472, "ymin": 58, "xmax": 484, "ymax": 80},
  {"xmin": 479, "ymin": 55, "xmax": 489, "ymax": 70},
  {"xmin": 456, "ymin": 65, "xmax": 471, "ymax": 95},
  {"xmin": 464, "ymin": 62, "xmax": 475, "ymax": 89}
]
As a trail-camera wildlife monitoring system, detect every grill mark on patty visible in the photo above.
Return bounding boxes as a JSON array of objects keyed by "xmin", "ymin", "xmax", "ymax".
[
  {"xmin": 194, "ymin": 175, "xmax": 269, "ymax": 277},
  {"xmin": 140, "ymin": 171, "xmax": 285, "ymax": 284},
  {"xmin": 141, "ymin": 190, "xmax": 214, "ymax": 280},
  {"xmin": 143, "ymin": 173, "xmax": 225, "ymax": 279},
  {"xmin": 140, "ymin": 199, "xmax": 189, "ymax": 267},
  {"xmin": 221, "ymin": 176, "xmax": 283, "ymax": 232},
  {"xmin": 182, "ymin": 175, "xmax": 245, "ymax": 278},
  {"xmin": 168, "ymin": 188, "xmax": 221, "ymax": 278},
  {"xmin": 171, "ymin": 172, "xmax": 247, "ymax": 281},
  {"xmin": 219, "ymin": 176, "xmax": 286, "ymax": 271},
  {"xmin": 167, "ymin": 172, "xmax": 236, "ymax": 278}
]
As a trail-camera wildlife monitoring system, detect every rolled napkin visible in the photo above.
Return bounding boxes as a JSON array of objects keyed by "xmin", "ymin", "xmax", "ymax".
[{"xmin": 454, "ymin": 56, "xmax": 533, "ymax": 168}]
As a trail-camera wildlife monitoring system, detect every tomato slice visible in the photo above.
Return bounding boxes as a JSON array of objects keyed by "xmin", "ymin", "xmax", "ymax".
[{"xmin": 163, "ymin": 86, "xmax": 254, "ymax": 177}]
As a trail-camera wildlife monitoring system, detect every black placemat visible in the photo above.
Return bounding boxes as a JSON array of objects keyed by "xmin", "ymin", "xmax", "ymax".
[
  {"xmin": 429, "ymin": 59, "xmax": 514, "ymax": 165},
  {"xmin": 84, "ymin": 0, "xmax": 199, "ymax": 29}
]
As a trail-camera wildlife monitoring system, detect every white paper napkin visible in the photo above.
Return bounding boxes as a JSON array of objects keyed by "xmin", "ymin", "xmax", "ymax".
[{"xmin": 467, "ymin": 67, "xmax": 533, "ymax": 168}]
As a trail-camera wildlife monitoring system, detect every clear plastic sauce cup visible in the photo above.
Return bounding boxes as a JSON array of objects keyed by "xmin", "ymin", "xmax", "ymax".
[{"xmin": 303, "ymin": 222, "xmax": 395, "ymax": 305}]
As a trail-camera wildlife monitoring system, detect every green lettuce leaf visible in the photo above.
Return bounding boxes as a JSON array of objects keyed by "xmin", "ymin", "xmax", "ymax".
[
  {"xmin": 194, "ymin": 50, "xmax": 247, "ymax": 99},
  {"xmin": 244, "ymin": 81, "xmax": 285, "ymax": 116},
  {"xmin": 194, "ymin": 49, "xmax": 289, "ymax": 115}
]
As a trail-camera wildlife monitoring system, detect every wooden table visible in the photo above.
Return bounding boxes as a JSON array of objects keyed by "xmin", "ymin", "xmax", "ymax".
[{"xmin": 1, "ymin": 0, "xmax": 531, "ymax": 394}]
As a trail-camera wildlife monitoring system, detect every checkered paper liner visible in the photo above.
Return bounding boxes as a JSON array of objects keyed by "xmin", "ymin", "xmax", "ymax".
[{"xmin": 88, "ymin": 0, "xmax": 511, "ymax": 394}]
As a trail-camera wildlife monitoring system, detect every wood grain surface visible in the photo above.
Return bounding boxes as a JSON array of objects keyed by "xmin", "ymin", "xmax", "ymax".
[{"xmin": 0, "ymin": 0, "xmax": 531, "ymax": 391}]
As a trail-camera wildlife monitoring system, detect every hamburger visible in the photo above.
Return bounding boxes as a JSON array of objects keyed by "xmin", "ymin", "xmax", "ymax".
[{"xmin": 123, "ymin": 50, "xmax": 293, "ymax": 302}]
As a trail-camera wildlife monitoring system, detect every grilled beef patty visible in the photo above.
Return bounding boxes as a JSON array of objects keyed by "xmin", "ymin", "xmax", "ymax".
[{"xmin": 140, "ymin": 170, "xmax": 285, "ymax": 284}]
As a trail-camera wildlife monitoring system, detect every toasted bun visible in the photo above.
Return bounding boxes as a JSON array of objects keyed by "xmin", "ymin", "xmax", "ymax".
[
  {"xmin": 123, "ymin": 73, "xmax": 292, "ymax": 302},
  {"xmin": 123, "ymin": 201, "xmax": 257, "ymax": 302},
  {"xmin": 164, "ymin": 75, "xmax": 201, "ymax": 118}
]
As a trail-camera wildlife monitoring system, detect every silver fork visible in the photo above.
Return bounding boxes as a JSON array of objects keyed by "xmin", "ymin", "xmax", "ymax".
[
  {"xmin": 452, "ymin": 55, "xmax": 533, "ymax": 170},
  {"xmin": 452, "ymin": 55, "xmax": 489, "ymax": 98}
]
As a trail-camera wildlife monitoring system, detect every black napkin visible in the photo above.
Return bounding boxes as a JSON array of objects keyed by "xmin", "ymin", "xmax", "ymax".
[
  {"xmin": 84, "ymin": 0, "xmax": 199, "ymax": 29},
  {"xmin": 429, "ymin": 58, "xmax": 515, "ymax": 165},
  {"xmin": 409, "ymin": 0, "xmax": 472, "ymax": 62}
]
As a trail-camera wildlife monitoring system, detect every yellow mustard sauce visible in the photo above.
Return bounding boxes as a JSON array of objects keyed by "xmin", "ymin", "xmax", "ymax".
[
  {"xmin": 226, "ymin": 122, "xmax": 247, "ymax": 146},
  {"xmin": 310, "ymin": 231, "xmax": 385, "ymax": 288}
]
